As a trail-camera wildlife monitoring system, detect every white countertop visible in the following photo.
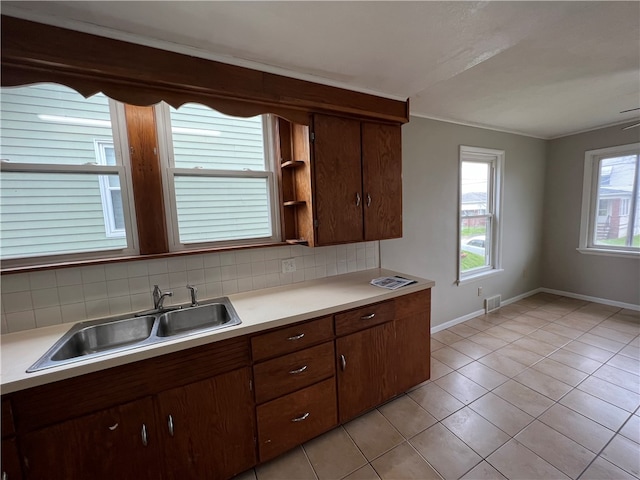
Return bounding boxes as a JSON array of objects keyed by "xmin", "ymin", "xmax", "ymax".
[{"xmin": 1, "ymin": 269, "xmax": 434, "ymax": 394}]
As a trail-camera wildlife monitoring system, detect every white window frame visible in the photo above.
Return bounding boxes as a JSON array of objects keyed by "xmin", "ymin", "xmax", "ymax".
[
  {"xmin": 578, "ymin": 143, "xmax": 640, "ymax": 258},
  {"xmin": 457, "ymin": 145, "xmax": 504, "ymax": 284},
  {"xmin": 94, "ymin": 140, "xmax": 126, "ymax": 238},
  {"xmin": 155, "ymin": 103, "xmax": 281, "ymax": 251},
  {"xmin": 1, "ymin": 100, "xmax": 139, "ymax": 268}
]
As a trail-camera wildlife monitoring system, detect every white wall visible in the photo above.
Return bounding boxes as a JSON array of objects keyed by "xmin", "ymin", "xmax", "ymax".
[
  {"xmin": 381, "ymin": 117, "xmax": 547, "ymax": 328},
  {"xmin": 542, "ymin": 124, "xmax": 640, "ymax": 305},
  {"xmin": 1, "ymin": 242, "xmax": 379, "ymax": 333}
]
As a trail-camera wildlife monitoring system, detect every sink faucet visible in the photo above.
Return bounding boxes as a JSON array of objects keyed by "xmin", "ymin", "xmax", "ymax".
[
  {"xmin": 187, "ymin": 285, "xmax": 199, "ymax": 307},
  {"xmin": 153, "ymin": 285, "xmax": 173, "ymax": 311}
]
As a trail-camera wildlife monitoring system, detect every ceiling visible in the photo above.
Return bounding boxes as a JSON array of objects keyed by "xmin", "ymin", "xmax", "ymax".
[{"xmin": 3, "ymin": 1, "xmax": 639, "ymax": 139}]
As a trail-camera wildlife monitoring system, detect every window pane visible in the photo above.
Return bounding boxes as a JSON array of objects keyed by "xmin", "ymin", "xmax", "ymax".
[
  {"xmin": 460, "ymin": 217, "xmax": 490, "ymax": 273},
  {"xmin": 173, "ymin": 176, "xmax": 271, "ymax": 243},
  {"xmin": 594, "ymin": 155, "xmax": 637, "ymax": 247},
  {"xmin": 461, "ymin": 161, "xmax": 489, "ymax": 216},
  {"xmin": 169, "ymin": 104, "xmax": 265, "ymax": 171},
  {"xmin": 110, "ymin": 190, "xmax": 125, "ymax": 231},
  {"xmin": 0, "ymin": 84, "xmax": 114, "ymax": 165},
  {"xmin": 0, "ymin": 172, "xmax": 127, "ymax": 259}
]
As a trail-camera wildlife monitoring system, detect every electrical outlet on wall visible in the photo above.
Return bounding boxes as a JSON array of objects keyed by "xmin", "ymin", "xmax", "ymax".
[
  {"xmin": 281, "ymin": 258, "xmax": 297, "ymax": 273},
  {"xmin": 477, "ymin": 287, "xmax": 483, "ymax": 297}
]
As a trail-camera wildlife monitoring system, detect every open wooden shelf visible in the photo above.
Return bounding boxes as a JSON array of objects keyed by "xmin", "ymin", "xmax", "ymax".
[
  {"xmin": 285, "ymin": 239, "xmax": 309, "ymax": 245},
  {"xmin": 281, "ymin": 160, "xmax": 306, "ymax": 169}
]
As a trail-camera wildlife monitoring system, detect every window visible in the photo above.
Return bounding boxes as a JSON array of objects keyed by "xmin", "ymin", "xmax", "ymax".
[
  {"xmin": 458, "ymin": 146, "xmax": 504, "ymax": 282},
  {"xmin": 95, "ymin": 141, "xmax": 125, "ymax": 238},
  {"xmin": 156, "ymin": 102, "xmax": 279, "ymax": 250},
  {"xmin": 0, "ymin": 84, "xmax": 137, "ymax": 265},
  {"xmin": 0, "ymin": 84, "xmax": 283, "ymax": 267},
  {"xmin": 579, "ymin": 143, "xmax": 640, "ymax": 256}
]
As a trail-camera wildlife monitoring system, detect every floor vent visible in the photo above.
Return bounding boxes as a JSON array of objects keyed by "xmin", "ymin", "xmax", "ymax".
[{"xmin": 485, "ymin": 295, "xmax": 502, "ymax": 313}]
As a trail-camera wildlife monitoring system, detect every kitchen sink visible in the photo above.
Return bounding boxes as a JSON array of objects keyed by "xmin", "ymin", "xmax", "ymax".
[
  {"xmin": 27, "ymin": 297, "xmax": 241, "ymax": 373},
  {"xmin": 156, "ymin": 302, "xmax": 240, "ymax": 337},
  {"xmin": 50, "ymin": 315, "xmax": 156, "ymax": 361}
]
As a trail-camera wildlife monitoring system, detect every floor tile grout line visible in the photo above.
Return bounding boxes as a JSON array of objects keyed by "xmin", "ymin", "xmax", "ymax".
[{"xmin": 441, "ymin": 296, "xmax": 638, "ymax": 480}]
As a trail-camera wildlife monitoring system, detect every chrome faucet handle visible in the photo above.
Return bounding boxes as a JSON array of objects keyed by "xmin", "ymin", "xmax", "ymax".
[
  {"xmin": 153, "ymin": 285, "xmax": 173, "ymax": 310},
  {"xmin": 187, "ymin": 285, "xmax": 199, "ymax": 307}
]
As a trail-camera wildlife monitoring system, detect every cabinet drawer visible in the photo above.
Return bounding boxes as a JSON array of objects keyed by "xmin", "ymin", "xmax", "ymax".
[
  {"xmin": 256, "ymin": 378, "xmax": 337, "ymax": 462},
  {"xmin": 251, "ymin": 316, "xmax": 333, "ymax": 361},
  {"xmin": 335, "ymin": 299, "xmax": 395, "ymax": 336},
  {"xmin": 254, "ymin": 342, "xmax": 335, "ymax": 404}
]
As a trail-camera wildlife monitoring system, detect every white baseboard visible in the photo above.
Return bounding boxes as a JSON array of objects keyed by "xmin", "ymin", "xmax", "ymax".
[
  {"xmin": 502, "ymin": 288, "xmax": 544, "ymax": 306},
  {"xmin": 430, "ymin": 287, "xmax": 544, "ymax": 334},
  {"xmin": 430, "ymin": 287, "xmax": 639, "ymax": 334},
  {"xmin": 431, "ymin": 309, "xmax": 485, "ymax": 333},
  {"xmin": 539, "ymin": 288, "xmax": 640, "ymax": 312}
]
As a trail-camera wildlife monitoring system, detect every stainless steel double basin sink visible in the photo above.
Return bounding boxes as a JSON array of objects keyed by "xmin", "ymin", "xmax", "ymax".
[{"xmin": 27, "ymin": 298, "xmax": 241, "ymax": 373}]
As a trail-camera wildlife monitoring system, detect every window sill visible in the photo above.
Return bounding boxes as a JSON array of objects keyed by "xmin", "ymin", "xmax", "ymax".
[
  {"xmin": 457, "ymin": 268, "xmax": 504, "ymax": 286},
  {"xmin": 576, "ymin": 248, "xmax": 640, "ymax": 259},
  {"xmin": 1, "ymin": 241, "xmax": 290, "ymax": 275}
]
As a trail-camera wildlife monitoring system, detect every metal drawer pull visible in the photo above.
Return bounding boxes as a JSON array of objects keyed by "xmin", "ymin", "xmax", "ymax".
[
  {"xmin": 292, "ymin": 412, "xmax": 310, "ymax": 422},
  {"xmin": 287, "ymin": 333, "xmax": 305, "ymax": 341},
  {"xmin": 289, "ymin": 365, "xmax": 308, "ymax": 375},
  {"xmin": 141, "ymin": 424, "xmax": 148, "ymax": 446},
  {"xmin": 356, "ymin": 192, "xmax": 361, "ymax": 206},
  {"xmin": 360, "ymin": 313, "xmax": 376, "ymax": 320},
  {"xmin": 366, "ymin": 193, "xmax": 372, "ymax": 207},
  {"xmin": 3, "ymin": 471, "xmax": 8, "ymax": 480},
  {"xmin": 340, "ymin": 354, "xmax": 346, "ymax": 371},
  {"xmin": 168, "ymin": 415, "xmax": 174, "ymax": 437},
  {"xmin": 108, "ymin": 423, "xmax": 119, "ymax": 431}
]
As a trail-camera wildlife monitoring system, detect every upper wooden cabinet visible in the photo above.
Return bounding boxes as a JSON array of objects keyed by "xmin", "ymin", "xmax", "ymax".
[{"xmin": 278, "ymin": 114, "xmax": 402, "ymax": 246}]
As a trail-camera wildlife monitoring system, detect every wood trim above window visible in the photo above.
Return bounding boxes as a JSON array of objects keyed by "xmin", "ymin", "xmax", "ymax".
[{"xmin": 1, "ymin": 15, "xmax": 409, "ymax": 125}]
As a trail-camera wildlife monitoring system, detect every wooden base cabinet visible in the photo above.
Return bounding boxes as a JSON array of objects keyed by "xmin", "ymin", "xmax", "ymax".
[
  {"xmin": 6, "ymin": 288, "xmax": 431, "ymax": 480},
  {"xmin": 19, "ymin": 369, "xmax": 256, "ymax": 480},
  {"xmin": 21, "ymin": 397, "xmax": 160, "ymax": 480},
  {"xmin": 1, "ymin": 437, "xmax": 22, "ymax": 480},
  {"xmin": 251, "ymin": 317, "xmax": 338, "ymax": 463},
  {"xmin": 336, "ymin": 290, "xmax": 431, "ymax": 423},
  {"xmin": 156, "ymin": 368, "xmax": 256, "ymax": 480}
]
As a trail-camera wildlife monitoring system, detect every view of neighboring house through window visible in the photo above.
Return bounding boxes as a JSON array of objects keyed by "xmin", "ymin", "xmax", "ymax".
[
  {"xmin": 459, "ymin": 146, "xmax": 503, "ymax": 281},
  {"xmin": 0, "ymin": 84, "xmax": 280, "ymax": 267},
  {"xmin": 156, "ymin": 102, "xmax": 279, "ymax": 250},
  {"xmin": 0, "ymin": 83, "xmax": 136, "ymax": 263},
  {"xmin": 580, "ymin": 143, "xmax": 640, "ymax": 254}
]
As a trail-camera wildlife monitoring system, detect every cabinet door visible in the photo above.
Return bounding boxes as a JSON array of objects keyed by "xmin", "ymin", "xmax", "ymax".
[
  {"xmin": 362, "ymin": 122, "xmax": 402, "ymax": 241},
  {"xmin": 2, "ymin": 437, "xmax": 22, "ymax": 480},
  {"xmin": 312, "ymin": 114, "xmax": 363, "ymax": 245},
  {"xmin": 156, "ymin": 367, "xmax": 256, "ymax": 480},
  {"xmin": 21, "ymin": 397, "xmax": 159, "ymax": 480},
  {"xmin": 336, "ymin": 321, "xmax": 395, "ymax": 423},
  {"xmin": 393, "ymin": 290, "xmax": 431, "ymax": 395}
]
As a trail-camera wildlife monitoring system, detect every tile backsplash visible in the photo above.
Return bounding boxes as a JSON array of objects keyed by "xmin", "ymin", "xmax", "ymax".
[{"xmin": 1, "ymin": 242, "xmax": 380, "ymax": 334}]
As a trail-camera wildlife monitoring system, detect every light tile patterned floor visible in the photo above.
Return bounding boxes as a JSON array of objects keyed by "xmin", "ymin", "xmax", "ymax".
[{"xmin": 235, "ymin": 294, "xmax": 640, "ymax": 480}]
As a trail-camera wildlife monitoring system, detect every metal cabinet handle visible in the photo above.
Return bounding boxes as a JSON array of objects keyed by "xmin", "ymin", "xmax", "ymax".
[
  {"xmin": 291, "ymin": 412, "xmax": 310, "ymax": 422},
  {"xmin": 340, "ymin": 354, "xmax": 346, "ymax": 371},
  {"xmin": 168, "ymin": 415, "xmax": 174, "ymax": 437},
  {"xmin": 366, "ymin": 193, "xmax": 372, "ymax": 207},
  {"xmin": 356, "ymin": 192, "xmax": 361, "ymax": 207},
  {"xmin": 3, "ymin": 471, "xmax": 8, "ymax": 480},
  {"xmin": 108, "ymin": 423, "xmax": 119, "ymax": 431},
  {"xmin": 289, "ymin": 365, "xmax": 308, "ymax": 375},
  {"xmin": 287, "ymin": 333, "xmax": 305, "ymax": 341},
  {"xmin": 141, "ymin": 424, "xmax": 148, "ymax": 447},
  {"xmin": 360, "ymin": 313, "xmax": 376, "ymax": 320}
]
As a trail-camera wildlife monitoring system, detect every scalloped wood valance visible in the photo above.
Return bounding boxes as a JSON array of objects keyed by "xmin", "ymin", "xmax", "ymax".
[{"xmin": 1, "ymin": 16, "xmax": 409, "ymax": 125}]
